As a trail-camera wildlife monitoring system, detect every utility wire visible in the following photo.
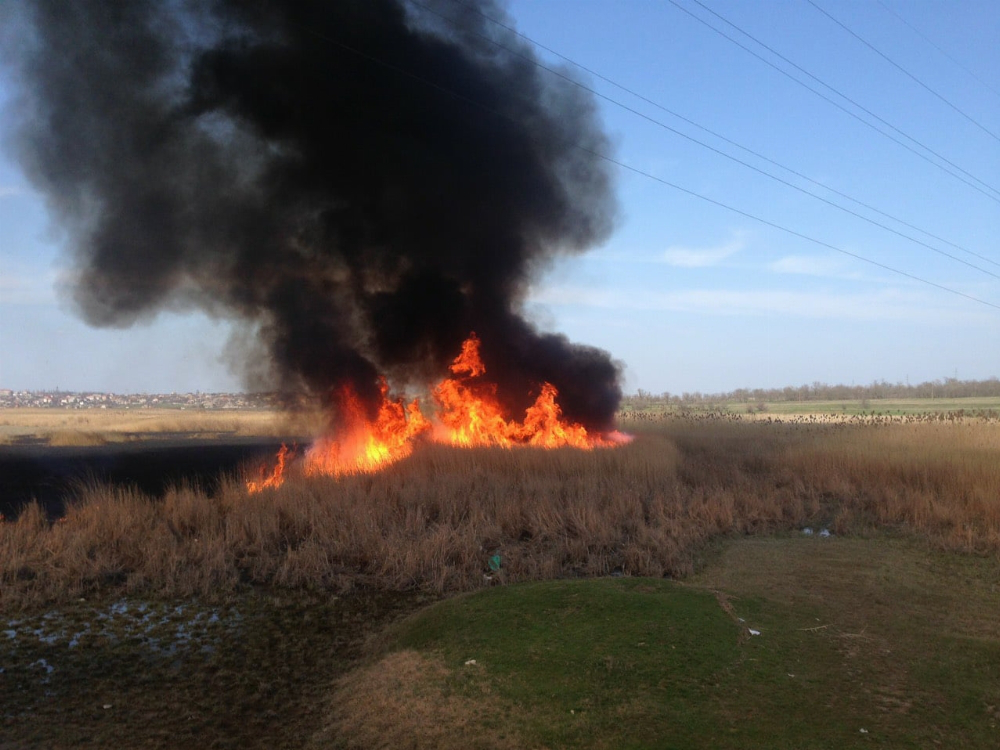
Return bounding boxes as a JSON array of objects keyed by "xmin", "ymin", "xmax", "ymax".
[
  {"xmin": 415, "ymin": 0, "xmax": 1000, "ymax": 276},
  {"xmin": 807, "ymin": 0, "xmax": 1000, "ymax": 142},
  {"xmin": 287, "ymin": 18, "xmax": 1000, "ymax": 313},
  {"xmin": 437, "ymin": 0, "xmax": 1000, "ymax": 269},
  {"xmin": 874, "ymin": 0, "xmax": 1000, "ymax": 101},
  {"xmin": 672, "ymin": 0, "xmax": 1000, "ymax": 202},
  {"xmin": 586, "ymin": 147, "xmax": 1000, "ymax": 312}
]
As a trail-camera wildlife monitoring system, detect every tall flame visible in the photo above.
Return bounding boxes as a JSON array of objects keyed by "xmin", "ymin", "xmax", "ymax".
[
  {"xmin": 247, "ymin": 333, "xmax": 628, "ymax": 492},
  {"xmin": 247, "ymin": 443, "xmax": 294, "ymax": 494},
  {"xmin": 303, "ymin": 380, "xmax": 430, "ymax": 478},
  {"xmin": 431, "ymin": 333, "xmax": 598, "ymax": 449}
]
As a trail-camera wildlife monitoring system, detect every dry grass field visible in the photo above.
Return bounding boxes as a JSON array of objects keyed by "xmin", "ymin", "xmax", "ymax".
[
  {"xmin": 2, "ymin": 416, "xmax": 997, "ymax": 609},
  {"xmin": 0, "ymin": 407, "xmax": 319, "ymax": 446},
  {"xmin": 3, "ymin": 412, "xmax": 999, "ymax": 747}
]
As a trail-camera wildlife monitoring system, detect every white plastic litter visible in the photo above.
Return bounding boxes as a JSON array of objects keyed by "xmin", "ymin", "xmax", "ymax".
[
  {"xmin": 819, "ymin": 528, "xmax": 831, "ymax": 537},
  {"xmin": 802, "ymin": 527, "xmax": 814, "ymax": 535},
  {"xmin": 748, "ymin": 629, "xmax": 761, "ymax": 636},
  {"xmin": 464, "ymin": 659, "xmax": 477, "ymax": 666}
]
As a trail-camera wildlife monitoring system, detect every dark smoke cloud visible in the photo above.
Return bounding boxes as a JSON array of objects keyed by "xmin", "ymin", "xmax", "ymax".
[{"xmin": 1, "ymin": 0, "xmax": 621, "ymax": 428}]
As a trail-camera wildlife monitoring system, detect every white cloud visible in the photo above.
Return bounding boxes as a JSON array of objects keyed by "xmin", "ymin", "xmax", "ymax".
[
  {"xmin": 661, "ymin": 232, "xmax": 746, "ymax": 268},
  {"xmin": 770, "ymin": 254, "xmax": 843, "ymax": 276},
  {"xmin": 529, "ymin": 283, "xmax": 986, "ymax": 324}
]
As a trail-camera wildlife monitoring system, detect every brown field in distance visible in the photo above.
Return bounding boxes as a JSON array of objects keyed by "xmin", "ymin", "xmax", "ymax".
[
  {"xmin": 0, "ymin": 407, "xmax": 322, "ymax": 446},
  {"xmin": 4, "ymin": 393, "xmax": 998, "ymax": 447}
]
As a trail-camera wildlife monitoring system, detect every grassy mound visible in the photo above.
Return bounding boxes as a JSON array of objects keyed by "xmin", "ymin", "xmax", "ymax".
[{"xmin": 318, "ymin": 537, "xmax": 1000, "ymax": 749}]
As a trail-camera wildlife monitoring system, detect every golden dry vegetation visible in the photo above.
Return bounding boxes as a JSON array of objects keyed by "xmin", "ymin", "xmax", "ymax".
[
  {"xmin": 0, "ymin": 407, "xmax": 321, "ymax": 445},
  {"xmin": 2, "ymin": 417, "xmax": 998, "ymax": 609}
]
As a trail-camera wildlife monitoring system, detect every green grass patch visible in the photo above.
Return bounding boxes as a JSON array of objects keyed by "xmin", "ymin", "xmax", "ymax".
[
  {"xmin": 339, "ymin": 538, "xmax": 1000, "ymax": 749},
  {"xmin": 389, "ymin": 578, "xmax": 739, "ymax": 748}
]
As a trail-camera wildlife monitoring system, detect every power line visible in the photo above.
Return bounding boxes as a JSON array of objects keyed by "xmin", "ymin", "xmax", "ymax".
[
  {"xmin": 439, "ymin": 0, "xmax": 1000, "ymax": 269},
  {"xmin": 874, "ymin": 0, "xmax": 1000, "ymax": 101},
  {"xmin": 671, "ymin": 0, "xmax": 1000, "ymax": 203},
  {"xmin": 807, "ymin": 0, "xmax": 1000, "ymax": 143},
  {"xmin": 287, "ymin": 17, "xmax": 1000, "ymax": 314},
  {"xmin": 419, "ymin": 0, "xmax": 1000, "ymax": 275},
  {"xmin": 586, "ymin": 147, "xmax": 1000, "ymax": 312}
]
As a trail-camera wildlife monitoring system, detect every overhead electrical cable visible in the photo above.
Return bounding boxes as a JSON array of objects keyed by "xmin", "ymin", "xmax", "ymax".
[
  {"xmin": 671, "ymin": 0, "xmax": 1000, "ymax": 203},
  {"xmin": 286, "ymin": 17, "xmax": 1000, "ymax": 314},
  {"xmin": 583, "ymin": 147, "xmax": 1000, "ymax": 312},
  {"xmin": 874, "ymin": 0, "xmax": 1000, "ymax": 101},
  {"xmin": 436, "ymin": 0, "xmax": 1000, "ymax": 269},
  {"xmin": 807, "ymin": 0, "xmax": 1000, "ymax": 142},
  {"xmin": 438, "ymin": 0, "xmax": 998, "ymax": 268},
  {"xmin": 412, "ymin": 0, "xmax": 1000, "ymax": 277}
]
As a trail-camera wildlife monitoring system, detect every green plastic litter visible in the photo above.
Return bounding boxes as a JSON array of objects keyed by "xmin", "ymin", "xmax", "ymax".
[{"xmin": 488, "ymin": 553, "xmax": 502, "ymax": 571}]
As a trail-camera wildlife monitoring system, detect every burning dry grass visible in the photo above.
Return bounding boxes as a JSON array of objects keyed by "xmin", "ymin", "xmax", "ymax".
[{"xmin": 2, "ymin": 419, "xmax": 998, "ymax": 608}]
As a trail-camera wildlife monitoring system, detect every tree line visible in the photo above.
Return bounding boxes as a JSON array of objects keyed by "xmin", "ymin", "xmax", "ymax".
[{"xmin": 625, "ymin": 377, "xmax": 1000, "ymax": 409}]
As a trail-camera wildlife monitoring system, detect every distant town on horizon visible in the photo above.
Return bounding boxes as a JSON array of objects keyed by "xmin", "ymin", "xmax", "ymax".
[{"xmin": 2, "ymin": 376, "xmax": 999, "ymax": 410}]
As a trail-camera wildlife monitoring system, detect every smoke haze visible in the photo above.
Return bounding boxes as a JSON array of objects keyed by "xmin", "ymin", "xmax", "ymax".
[{"xmin": 1, "ymin": 0, "xmax": 621, "ymax": 428}]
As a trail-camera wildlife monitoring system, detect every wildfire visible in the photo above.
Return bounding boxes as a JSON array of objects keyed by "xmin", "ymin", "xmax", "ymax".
[
  {"xmin": 432, "ymin": 333, "xmax": 596, "ymax": 449},
  {"xmin": 247, "ymin": 333, "xmax": 628, "ymax": 492},
  {"xmin": 303, "ymin": 380, "xmax": 430, "ymax": 478},
  {"xmin": 247, "ymin": 443, "xmax": 294, "ymax": 494}
]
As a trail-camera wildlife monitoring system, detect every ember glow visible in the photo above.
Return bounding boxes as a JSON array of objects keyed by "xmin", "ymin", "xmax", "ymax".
[{"xmin": 247, "ymin": 334, "xmax": 629, "ymax": 493}]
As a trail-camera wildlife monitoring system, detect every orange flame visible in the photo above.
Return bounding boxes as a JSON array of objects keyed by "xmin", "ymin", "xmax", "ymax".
[
  {"xmin": 247, "ymin": 443, "xmax": 293, "ymax": 494},
  {"xmin": 431, "ymin": 333, "xmax": 601, "ymax": 449},
  {"xmin": 246, "ymin": 333, "xmax": 628, "ymax": 492},
  {"xmin": 303, "ymin": 380, "xmax": 431, "ymax": 478}
]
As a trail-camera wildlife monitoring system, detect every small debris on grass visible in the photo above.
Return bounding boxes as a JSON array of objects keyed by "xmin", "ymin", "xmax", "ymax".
[
  {"xmin": 464, "ymin": 659, "xmax": 477, "ymax": 666},
  {"xmin": 819, "ymin": 528, "xmax": 832, "ymax": 538},
  {"xmin": 748, "ymin": 629, "xmax": 761, "ymax": 636},
  {"xmin": 802, "ymin": 527, "xmax": 814, "ymax": 535},
  {"xmin": 103, "ymin": 704, "xmax": 112, "ymax": 710},
  {"xmin": 859, "ymin": 728, "xmax": 868, "ymax": 734}
]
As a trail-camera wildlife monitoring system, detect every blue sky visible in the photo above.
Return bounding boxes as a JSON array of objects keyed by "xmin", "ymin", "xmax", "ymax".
[{"xmin": 1, "ymin": 0, "xmax": 998, "ymax": 395}]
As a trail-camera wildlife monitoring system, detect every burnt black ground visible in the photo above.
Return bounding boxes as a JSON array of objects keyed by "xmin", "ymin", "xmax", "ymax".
[{"xmin": 0, "ymin": 439, "xmax": 297, "ymax": 518}]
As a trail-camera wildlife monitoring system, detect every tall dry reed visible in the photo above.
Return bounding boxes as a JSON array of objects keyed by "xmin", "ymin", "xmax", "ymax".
[{"xmin": 2, "ymin": 419, "xmax": 997, "ymax": 608}]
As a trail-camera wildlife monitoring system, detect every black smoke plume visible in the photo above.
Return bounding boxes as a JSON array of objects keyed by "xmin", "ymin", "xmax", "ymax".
[{"xmin": 1, "ymin": 0, "xmax": 621, "ymax": 428}]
